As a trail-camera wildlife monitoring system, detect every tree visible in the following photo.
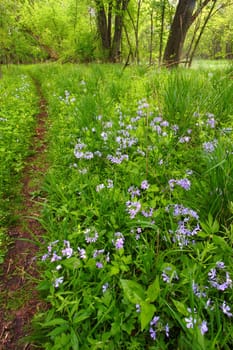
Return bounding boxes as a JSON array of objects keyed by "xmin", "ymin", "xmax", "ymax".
[
  {"xmin": 163, "ymin": 0, "xmax": 215, "ymax": 67},
  {"xmin": 95, "ymin": 0, "xmax": 130, "ymax": 62}
]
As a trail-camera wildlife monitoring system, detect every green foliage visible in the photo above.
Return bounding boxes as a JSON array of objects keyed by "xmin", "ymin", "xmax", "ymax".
[
  {"xmin": 11, "ymin": 64, "xmax": 230, "ymax": 349},
  {"xmin": 0, "ymin": 66, "xmax": 38, "ymax": 225}
]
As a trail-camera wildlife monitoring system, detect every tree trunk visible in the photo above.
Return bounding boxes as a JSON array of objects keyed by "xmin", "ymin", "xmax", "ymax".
[
  {"xmin": 111, "ymin": 0, "xmax": 130, "ymax": 62},
  {"xmin": 163, "ymin": 0, "xmax": 196, "ymax": 67},
  {"xmin": 95, "ymin": 0, "xmax": 111, "ymax": 59}
]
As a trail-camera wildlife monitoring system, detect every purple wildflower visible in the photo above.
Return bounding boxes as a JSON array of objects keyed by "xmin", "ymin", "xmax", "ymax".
[
  {"xmin": 141, "ymin": 208, "xmax": 153, "ymax": 217},
  {"xmin": 96, "ymin": 262, "xmax": 103, "ymax": 269},
  {"xmin": 185, "ymin": 315, "xmax": 197, "ymax": 329},
  {"xmin": 221, "ymin": 301, "xmax": 232, "ymax": 317},
  {"xmin": 126, "ymin": 201, "xmax": 141, "ymax": 219},
  {"xmin": 136, "ymin": 304, "xmax": 141, "ymax": 313},
  {"xmin": 179, "ymin": 136, "xmax": 190, "ymax": 143},
  {"xmin": 113, "ymin": 232, "xmax": 125, "ymax": 249},
  {"xmin": 78, "ymin": 247, "xmax": 86, "ymax": 259},
  {"xmin": 84, "ymin": 228, "xmax": 99, "ymax": 243},
  {"xmin": 96, "ymin": 183, "xmax": 105, "ymax": 192},
  {"xmin": 169, "ymin": 178, "xmax": 191, "ymax": 191},
  {"xmin": 93, "ymin": 249, "xmax": 105, "ymax": 258},
  {"xmin": 102, "ymin": 283, "xmax": 109, "ymax": 293},
  {"xmin": 141, "ymin": 180, "xmax": 149, "ymax": 190},
  {"xmin": 51, "ymin": 252, "xmax": 62, "ymax": 262},
  {"xmin": 199, "ymin": 320, "xmax": 208, "ymax": 335},
  {"xmin": 165, "ymin": 324, "xmax": 169, "ymax": 337},
  {"xmin": 203, "ymin": 140, "xmax": 217, "ymax": 153},
  {"xmin": 54, "ymin": 276, "xmax": 64, "ymax": 288}
]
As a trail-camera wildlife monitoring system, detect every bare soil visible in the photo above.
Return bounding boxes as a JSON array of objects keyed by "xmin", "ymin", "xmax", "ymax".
[{"xmin": 0, "ymin": 83, "xmax": 48, "ymax": 350}]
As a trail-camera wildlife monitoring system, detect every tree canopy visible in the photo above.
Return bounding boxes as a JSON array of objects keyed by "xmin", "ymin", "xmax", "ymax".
[{"xmin": 0, "ymin": 0, "xmax": 232, "ymax": 65}]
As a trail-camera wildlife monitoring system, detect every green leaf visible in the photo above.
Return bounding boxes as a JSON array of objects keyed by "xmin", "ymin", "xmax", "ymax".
[
  {"xmin": 73, "ymin": 310, "xmax": 92, "ymax": 325},
  {"xmin": 140, "ymin": 301, "xmax": 156, "ymax": 331},
  {"xmin": 48, "ymin": 325, "xmax": 69, "ymax": 337},
  {"xmin": 71, "ymin": 328, "xmax": 79, "ymax": 349},
  {"xmin": 172, "ymin": 299, "xmax": 188, "ymax": 316},
  {"xmin": 62, "ymin": 257, "xmax": 81, "ymax": 270},
  {"xmin": 120, "ymin": 279, "xmax": 145, "ymax": 304},
  {"xmin": 42, "ymin": 318, "xmax": 69, "ymax": 327},
  {"xmin": 146, "ymin": 276, "xmax": 160, "ymax": 303},
  {"xmin": 109, "ymin": 265, "xmax": 120, "ymax": 276}
]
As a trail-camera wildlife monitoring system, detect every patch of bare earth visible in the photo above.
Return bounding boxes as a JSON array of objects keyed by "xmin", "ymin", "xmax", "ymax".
[{"xmin": 0, "ymin": 82, "xmax": 48, "ymax": 350}]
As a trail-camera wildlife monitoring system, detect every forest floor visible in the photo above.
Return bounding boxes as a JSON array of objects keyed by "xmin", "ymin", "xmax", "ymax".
[{"xmin": 0, "ymin": 81, "xmax": 48, "ymax": 350}]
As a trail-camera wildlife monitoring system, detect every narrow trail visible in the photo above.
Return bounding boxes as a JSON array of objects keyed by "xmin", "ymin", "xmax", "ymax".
[{"xmin": 0, "ymin": 79, "xmax": 48, "ymax": 350}]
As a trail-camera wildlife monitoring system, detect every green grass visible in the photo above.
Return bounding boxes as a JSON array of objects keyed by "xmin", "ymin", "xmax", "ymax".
[{"xmin": 2, "ymin": 63, "xmax": 233, "ymax": 349}]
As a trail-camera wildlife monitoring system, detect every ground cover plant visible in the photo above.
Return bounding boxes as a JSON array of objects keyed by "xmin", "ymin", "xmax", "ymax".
[
  {"xmin": 0, "ymin": 68, "xmax": 39, "ymax": 261},
  {"xmin": 21, "ymin": 64, "xmax": 233, "ymax": 349}
]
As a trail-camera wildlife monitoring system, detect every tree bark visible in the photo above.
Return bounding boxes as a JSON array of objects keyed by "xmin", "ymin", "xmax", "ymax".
[
  {"xmin": 163, "ymin": 0, "xmax": 196, "ymax": 67},
  {"xmin": 95, "ymin": 0, "xmax": 129, "ymax": 62},
  {"xmin": 95, "ymin": 0, "xmax": 111, "ymax": 59},
  {"xmin": 111, "ymin": 0, "xmax": 130, "ymax": 62}
]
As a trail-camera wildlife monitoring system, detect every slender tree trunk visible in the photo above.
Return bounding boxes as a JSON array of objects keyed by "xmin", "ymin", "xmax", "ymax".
[
  {"xmin": 163, "ymin": 0, "xmax": 196, "ymax": 67},
  {"xmin": 159, "ymin": 0, "xmax": 166, "ymax": 65},
  {"xmin": 135, "ymin": 0, "xmax": 141, "ymax": 64},
  {"xmin": 111, "ymin": 0, "xmax": 130, "ymax": 62},
  {"xmin": 188, "ymin": 0, "xmax": 217, "ymax": 67},
  {"xmin": 149, "ymin": 11, "xmax": 154, "ymax": 65},
  {"xmin": 95, "ymin": 0, "xmax": 111, "ymax": 59}
]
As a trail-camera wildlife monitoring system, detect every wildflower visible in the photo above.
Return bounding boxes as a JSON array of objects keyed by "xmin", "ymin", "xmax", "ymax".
[
  {"xmin": 84, "ymin": 228, "xmax": 99, "ymax": 243},
  {"xmin": 192, "ymin": 281, "xmax": 207, "ymax": 298},
  {"xmin": 185, "ymin": 315, "xmax": 197, "ymax": 329},
  {"xmin": 136, "ymin": 304, "xmax": 141, "ymax": 313},
  {"xmin": 179, "ymin": 136, "xmax": 190, "ymax": 143},
  {"xmin": 107, "ymin": 179, "xmax": 114, "ymax": 188},
  {"xmin": 107, "ymin": 154, "xmax": 129, "ymax": 164},
  {"xmin": 78, "ymin": 247, "xmax": 87, "ymax": 259},
  {"xmin": 165, "ymin": 323, "xmax": 170, "ymax": 337},
  {"xmin": 61, "ymin": 246, "xmax": 73, "ymax": 258},
  {"xmin": 56, "ymin": 265, "xmax": 62, "ymax": 270},
  {"xmin": 96, "ymin": 262, "xmax": 103, "ymax": 269},
  {"xmin": 160, "ymin": 120, "xmax": 169, "ymax": 127},
  {"xmin": 169, "ymin": 178, "xmax": 191, "ymax": 191},
  {"xmin": 149, "ymin": 328, "xmax": 156, "ymax": 340},
  {"xmin": 221, "ymin": 301, "xmax": 232, "ymax": 317},
  {"xmin": 199, "ymin": 320, "xmax": 208, "ymax": 335},
  {"xmin": 128, "ymin": 186, "xmax": 140, "ymax": 198},
  {"xmin": 126, "ymin": 201, "xmax": 141, "ymax": 219},
  {"xmin": 51, "ymin": 252, "xmax": 62, "ymax": 262},
  {"xmin": 141, "ymin": 208, "xmax": 153, "ymax": 217},
  {"xmin": 115, "ymin": 238, "xmax": 124, "ymax": 249},
  {"xmin": 141, "ymin": 180, "xmax": 149, "ymax": 190},
  {"xmin": 101, "ymin": 132, "xmax": 108, "ymax": 141},
  {"xmin": 149, "ymin": 316, "xmax": 160, "ymax": 340},
  {"xmin": 96, "ymin": 183, "xmax": 105, "ymax": 192},
  {"xmin": 102, "ymin": 283, "xmax": 109, "ymax": 293},
  {"xmin": 79, "ymin": 168, "xmax": 88, "ymax": 174},
  {"xmin": 83, "ymin": 151, "xmax": 94, "ymax": 159},
  {"xmin": 113, "ymin": 232, "xmax": 125, "ymax": 249},
  {"xmin": 208, "ymin": 262, "xmax": 232, "ymax": 291},
  {"xmin": 203, "ymin": 140, "xmax": 217, "ymax": 153},
  {"xmin": 206, "ymin": 117, "xmax": 216, "ymax": 128},
  {"xmin": 93, "ymin": 249, "xmax": 105, "ymax": 258},
  {"xmin": 42, "ymin": 253, "xmax": 49, "ymax": 261},
  {"xmin": 94, "ymin": 150, "xmax": 102, "ymax": 157},
  {"xmin": 150, "ymin": 316, "xmax": 160, "ymax": 326},
  {"xmin": 54, "ymin": 276, "xmax": 64, "ymax": 288}
]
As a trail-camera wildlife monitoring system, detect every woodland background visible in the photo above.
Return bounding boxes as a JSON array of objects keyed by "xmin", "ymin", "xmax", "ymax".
[{"xmin": 0, "ymin": 0, "xmax": 233, "ymax": 68}]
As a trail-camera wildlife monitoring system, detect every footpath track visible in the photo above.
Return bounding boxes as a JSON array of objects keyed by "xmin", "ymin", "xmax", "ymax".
[{"xmin": 0, "ymin": 79, "xmax": 48, "ymax": 350}]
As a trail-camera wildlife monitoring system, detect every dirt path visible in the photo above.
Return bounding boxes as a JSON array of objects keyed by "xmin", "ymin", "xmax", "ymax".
[{"xmin": 0, "ymin": 80, "xmax": 48, "ymax": 350}]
